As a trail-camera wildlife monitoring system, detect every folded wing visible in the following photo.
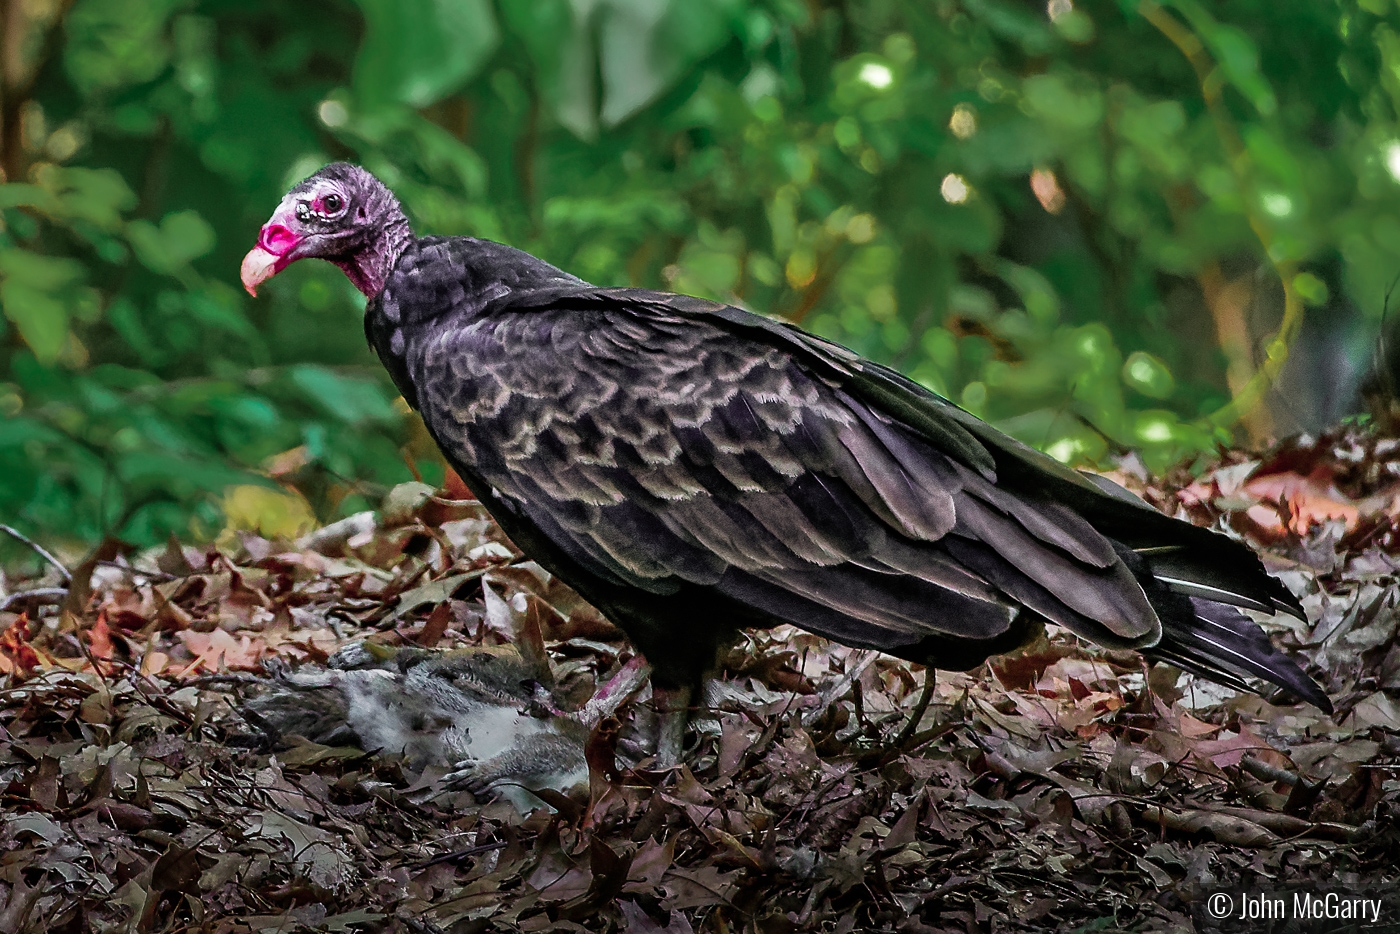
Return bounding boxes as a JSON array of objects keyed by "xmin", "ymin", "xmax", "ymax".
[{"xmin": 416, "ymin": 290, "xmax": 1169, "ymax": 662}]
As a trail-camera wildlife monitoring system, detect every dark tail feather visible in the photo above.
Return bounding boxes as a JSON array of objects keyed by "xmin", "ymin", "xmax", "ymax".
[
  {"xmin": 1081, "ymin": 473, "xmax": 1307, "ymax": 620},
  {"xmin": 1148, "ymin": 596, "xmax": 1332, "ymax": 714}
]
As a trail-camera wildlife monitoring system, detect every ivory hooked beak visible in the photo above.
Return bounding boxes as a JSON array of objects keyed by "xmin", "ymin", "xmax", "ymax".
[{"xmin": 241, "ymin": 213, "xmax": 300, "ymax": 297}]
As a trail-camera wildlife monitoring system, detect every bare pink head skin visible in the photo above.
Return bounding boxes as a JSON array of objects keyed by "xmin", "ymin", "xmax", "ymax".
[{"xmin": 241, "ymin": 163, "xmax": 412, "ymax": 299}]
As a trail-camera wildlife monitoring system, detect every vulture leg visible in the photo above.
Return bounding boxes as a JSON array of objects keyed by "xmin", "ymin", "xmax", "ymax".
[{"xmin": 653, "ymin": 685, "xmax": 692, "ymax": 768}]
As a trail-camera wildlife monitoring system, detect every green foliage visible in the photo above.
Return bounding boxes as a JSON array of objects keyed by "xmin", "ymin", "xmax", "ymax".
[
  {"xmin": 2, "ymin": 0, "xmax": 1398, "ymax": 557},
  {"xmin": 354, "ymin": 0, "xmax": 500, "ymax": 108}
]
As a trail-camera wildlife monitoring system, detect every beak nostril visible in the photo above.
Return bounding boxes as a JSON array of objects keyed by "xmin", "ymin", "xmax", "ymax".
[{"xmin": 259, "ymin": 224, "xmax": 298, "ymax": 256}]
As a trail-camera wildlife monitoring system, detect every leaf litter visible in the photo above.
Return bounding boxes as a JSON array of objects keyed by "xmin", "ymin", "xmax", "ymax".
[{"xmin": 0, "ymin": 428, "xmax": 1397, "ymax": 933}]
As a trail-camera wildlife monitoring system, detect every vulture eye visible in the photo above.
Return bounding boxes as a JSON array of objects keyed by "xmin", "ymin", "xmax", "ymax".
[{"xmin": 322, "ymin": 193, "xmax": 344, "ymax": 214}]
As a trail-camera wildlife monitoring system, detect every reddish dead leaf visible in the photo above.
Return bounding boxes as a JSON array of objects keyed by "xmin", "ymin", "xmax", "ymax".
[
  {"xmin": 882, "ymin": 791, "xmax": 923, "ymax": 850},
  {"xmin": 624, "ymin": 836, "xmax": 677, "ymax": 895},
  {"xmin": 988, "ymin": 631, "xmax": 1068, "ymax": 691},
  {"xmin": 1245, "ymin": 468, "xmax": 1360, "ymax": 533},
  {"xmin": 28, "ymin": 756, "xmax": 61, "ymax": 811},
  {"xmin": 412, "ymin": 602, "xmax": 453, "ymax": 647},
  {"xmin": 176, "ymin": 629, "xmax": 268, "ymax": 675},
  {"xmin": 1139, "ymin": 805, "xmax": 1278, "ymax": 847},
  {"xmin": 1, "ymin": 451, "xmax": 1394, "ymax": 934},
  {"xmin": 1176, "ymin": 480, "xmax": 1215, "ymax": 507},
  {"xmin": 1187, "ymin": 724, "xmax": 1288, "ymax": 770},
  {"xmin": 661, "ymin": 865, "xmax": 740, "ymax": 912},
  {"xmin": 0, "ymin": 613, "xmax": 43, "ymax": 678},
  {"xmin": 140, "ymin": 649, "xmax": 171, "ymax": 677},
  {"xmin": 1243, "ymin": 503, "xmax": 1288, "ymax": 541},
  {"xmin": 86, "ymin": 610, "xmax": 116, "ymax": 673},
  {"xmin": 61, "ymin": 538, "xmax": 126, "ymax": 618}
]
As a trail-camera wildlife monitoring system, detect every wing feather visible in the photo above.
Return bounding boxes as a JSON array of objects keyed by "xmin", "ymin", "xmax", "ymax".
[
  {"xmin": 952, "ymin": 461, "xmax": 1117, "ymax": 568},
  {"xmin": 950, "ymin": 496, "xmax": 1157, "ymax": 641},
  {"xmin": 412, "ymin": 297, "xmax": 1163, "ymax": 663}
]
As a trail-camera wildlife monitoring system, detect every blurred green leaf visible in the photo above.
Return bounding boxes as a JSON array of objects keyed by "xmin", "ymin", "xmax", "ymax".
[
  {"xmin": 1199, "ymin": 20, "xmax": 1278, "ymax": 115},
  {"xmin": 0, "ymin": 284, "xmax": 70, "ymax": 364},
  {"xmin": 127, "ymin": 211, "xmax": 217, "ymax": 274},
  {"xmin": 64, "ymin": 0, "xmax": 183, "ymax": 96},
  {"xmin": 287, "ymin": 365, "xmax": 399, "ymax": 426},
  {"xmin": 0, "ymin": 251, "xmax": 92, "ymax": 364},
  {"xmin": 3, "ymin": 166, "xmax": 137, "ymax": 230},
  {"xmin": 1122, "ymin": 351, "xmax": 1176, "ymax": 399},
  {"xmin": 353, "ymin": 0, "xmax": 500, "ymax": 108},
  {"xmin": 499, "ymin": 0, "xmax": 596, "ymax": 137},
  {"xmin": 1293, "ymin": 272, "xmax": 1330, "ymax": 306},
  {"xmin": 500, "ymin": 0, "xmax": 741, "ymax": 138},
  {"xmin": 1022, "ymin": 73, "xmax": 1105, "ymax": 132},
  {"xmin": 602, "ymin": 0, "xmax": 742, "ymax": 125}
]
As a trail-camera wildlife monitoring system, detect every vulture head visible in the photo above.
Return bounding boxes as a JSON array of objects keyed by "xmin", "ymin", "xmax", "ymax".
[{"xmin": 241, "ymin": 162, "xmax": 411, "ymax": 298}]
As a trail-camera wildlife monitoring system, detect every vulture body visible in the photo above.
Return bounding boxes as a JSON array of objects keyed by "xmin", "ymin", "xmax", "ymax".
[{"xmin": 243, "ymin": 164, "xmax": 1332, "ymax": 730}]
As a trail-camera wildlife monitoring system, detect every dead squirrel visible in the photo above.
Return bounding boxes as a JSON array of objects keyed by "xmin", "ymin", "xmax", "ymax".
[{"xmin": 245, "ymin": 641, "xmax": 648, "ymax": 811}]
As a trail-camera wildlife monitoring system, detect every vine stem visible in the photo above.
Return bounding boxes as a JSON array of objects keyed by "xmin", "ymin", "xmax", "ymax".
[{"xmin": 1138, "ymin": 0, "xmax": 1304, "ymax": 434}]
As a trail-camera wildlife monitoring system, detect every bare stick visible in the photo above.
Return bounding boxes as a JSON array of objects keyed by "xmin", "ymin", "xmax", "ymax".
[
  {"xmin": 410, "ymin": 838, "xmax": 510, "ymax": 870},
  {"xmin": 0, "ymin": 587, "xmax": 68, "ymax": 611},
  {"xmin": 0, "ymin": 525, "xmax": 72, "ymax": 584},
  {"xmin": 891, "ymin": 668, "xmax": 937, "ymax": 750},
  {"xmin": 187, "ymin": 673, "xmax": 267, "ymax": 688},
  {"xmin": 800, "ymin": 649, "xmax": 879, "ymax": 728}
]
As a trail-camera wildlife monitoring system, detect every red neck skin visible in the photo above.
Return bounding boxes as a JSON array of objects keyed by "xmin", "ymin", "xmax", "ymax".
[{"xmin": 335, "ymin": 213, "xmax": 413, "ymax": 298}]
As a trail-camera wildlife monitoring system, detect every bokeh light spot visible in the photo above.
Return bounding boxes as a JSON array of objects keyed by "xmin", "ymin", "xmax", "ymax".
[
  {"xmin": 941, "ymin": 173, "xmax": 970, "ymax": 204},
  {"xmin": 1386, "ymin": 142, "xmax": 1400, "ymax": 183},
  {"xmin": 1261, "ymin": 192, "xmax": 1293, "ymax": 217},
  {"xmin": 949, "ymin": 104, "xmax": 977, "ymax": 139},
  {"xmin": 859, "ymin": 62, "xmax": 893, "ymax": 89},
  {"xmin": 318, "ymin": 100, "xmax": 348, "ymax": 128}
]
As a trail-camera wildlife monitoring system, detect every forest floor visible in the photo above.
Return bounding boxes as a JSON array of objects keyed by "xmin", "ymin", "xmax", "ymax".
[{"xmin": 0, "ymin": 427, "xmax": 1398, "ymax": 934}]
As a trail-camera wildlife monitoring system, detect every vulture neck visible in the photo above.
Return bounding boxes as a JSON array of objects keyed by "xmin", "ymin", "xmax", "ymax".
[{"xmin": 338, "ymin": 211, "xmax": 413, "ymax": 298}]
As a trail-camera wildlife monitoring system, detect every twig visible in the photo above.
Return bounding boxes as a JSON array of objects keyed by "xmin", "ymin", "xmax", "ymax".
[
  {"xmin": 409, "ymin": 838, "xmax": 510, "ymax": 870},
  {"xmin": 900, "ymin": 719, "xmax": 962, "ymax": 754},
  {"xmin": 0, "ymin": 587, "xmax": 68, "ymax": 610},
  {"xmin": 1199, "ymin": 262, "xmax": 1272, "ymax": 442},
  {"xmin": 782, "ymin": 244, "xmax": 846, "ymax": 325},
  {"xmin": 1240, "ymin": 754, "xmax": 1298, "ymax": 787},
  {"xmin": 186, "ymin": 673, "xmax": 266, "ymax": 688},
  {"xmin": 800, "ymin": 649, "xmax": 879, "ymax": 727},
  {"xmin": 2, "ymin": 0, "xmax": 79, "ymax": 182},
  {"xmin": 890, "ymin": 669, "xmax": 936, "ymax": 750},
  {"xmin": 0, "ymin": 525, "xmax": 72, "ymax": 583},
  {"xmin": 516, "ymin": 89, "xmax": 539, "ymax": 229}
]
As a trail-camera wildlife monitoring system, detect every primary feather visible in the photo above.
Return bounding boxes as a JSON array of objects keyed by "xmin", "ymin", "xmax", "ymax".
[{"xmin": 244, "ymin": 164, "xmax": 1332, "ymax": 715}]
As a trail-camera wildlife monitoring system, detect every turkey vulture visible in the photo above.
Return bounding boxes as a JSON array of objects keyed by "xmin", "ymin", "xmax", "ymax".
[{"xmin": 243, "ymin": 163, "xmax": 1331, "ymax": 759}]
